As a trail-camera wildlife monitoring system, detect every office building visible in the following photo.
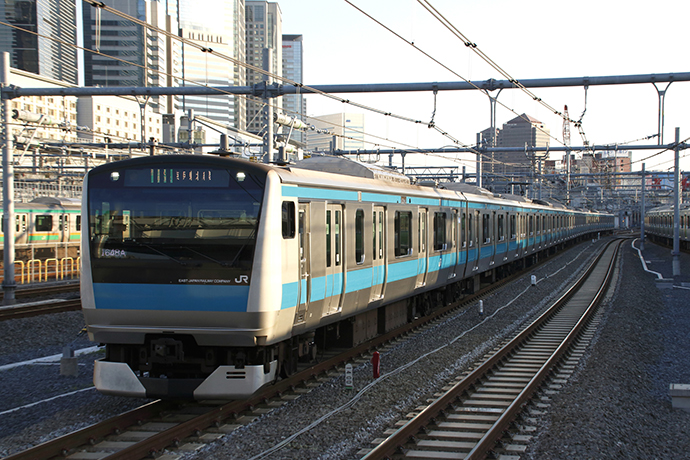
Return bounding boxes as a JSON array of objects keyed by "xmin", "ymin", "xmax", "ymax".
[
  {"xmin": 307, "ymin": 113, "xmax": 365, "ymax": 152},
  {"xmin": 245, "ymin": 1, "xmax": 282, "ymax": 135},
  {"xmin": 177, "ymin": 0, "xmax": 246, "ymax": 132},
  {"xmin": 0, "ymin": 0, "xmax": 78, "ymax": 84},
  {"xmin": 82, "ymin": 0, "xmax": 175, "ymax": 114},
  {"xmin": 281, "ymin": 34, "xmax": 306, "ymax": 144}
]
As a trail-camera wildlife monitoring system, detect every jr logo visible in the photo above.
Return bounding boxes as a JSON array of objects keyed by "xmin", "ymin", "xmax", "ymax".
[{"xmin": 235, "ymin": 275, "xmax": 249, "ymax": 284}]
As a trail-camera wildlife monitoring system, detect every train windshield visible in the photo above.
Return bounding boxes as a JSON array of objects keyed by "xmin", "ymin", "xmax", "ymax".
[{"xmin": 87, "ymin": 164, "xmax": 265, "ymax": 284}]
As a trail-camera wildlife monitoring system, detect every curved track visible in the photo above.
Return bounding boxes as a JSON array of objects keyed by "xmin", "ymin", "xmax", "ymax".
[{"xmin": 362, "ymin": 238, "xmax": 623, "ymax": 460}]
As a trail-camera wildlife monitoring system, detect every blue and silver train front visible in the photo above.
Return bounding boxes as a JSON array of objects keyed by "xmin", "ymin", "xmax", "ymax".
[{"xmin": 81, "ymin": 155, "xmax": 286, "ymax": 399}]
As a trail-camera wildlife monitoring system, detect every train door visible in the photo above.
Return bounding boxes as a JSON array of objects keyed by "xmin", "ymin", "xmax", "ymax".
[
  {"xmin": 296, "ymin": 204, "xmax": 311, "ymax": 321},
  {"xmin": 324, "ymin": 204, "xmax": 343, "ymax": 315},
  {"xmin": 472, "ymin": 210, "xmax": 481, "ymax": 272},
  {"xmin": 59, "ymin": 213, "xmax": 70, "ymax": 242},
  {"xmin": 371, "ymin": 206, "xmax": 386, "ymax": 300},
  {"xmin": 416, "ymin": 208, "xmax": 428, "ymax": 288},
  {"xmin": 489, "ymin": 211, "xmax": 497, "ymax": 266},
  {"xmin": 449, "ymin": 209, "xmax": 458, "ymax": 279}
]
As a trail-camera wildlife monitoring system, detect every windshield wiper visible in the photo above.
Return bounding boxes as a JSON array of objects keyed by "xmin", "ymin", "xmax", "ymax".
[
  {"xmin": 181, "ymin": 246, "xmax": 230, "ymax": 267},
  {"xmin": 127, "ymin": 239, "xmax": 188, "ymax": 266}
]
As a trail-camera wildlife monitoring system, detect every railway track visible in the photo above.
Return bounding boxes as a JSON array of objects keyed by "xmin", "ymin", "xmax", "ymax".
[
  {"xmin": 5, "ymin": 239, "xmax": 608, "ymax": 460},
  {"xmin": 361, "ymin": 238, "xmax": 623, "ymax": 460},
  {"xmin": 0, "ymin": 282, "xmax": 82, "ymax": 321}
]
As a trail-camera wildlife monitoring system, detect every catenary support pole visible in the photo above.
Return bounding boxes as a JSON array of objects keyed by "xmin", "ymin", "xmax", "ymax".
[
  {"xmin": 640, "ymin": 163, "xmax": 646, "ymax": 251},
  {"xmin": 672, "ymin": 128, "xmax": 680, "ymax": 277},
  {"xmin": 1, "ymin": 52, "xmax": 16, "ymax": 304}
]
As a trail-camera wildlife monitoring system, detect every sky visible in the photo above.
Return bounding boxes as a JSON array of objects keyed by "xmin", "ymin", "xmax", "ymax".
[{"xmin": 276, "ymin": 0, "xmax": 690, "ymax": 173}]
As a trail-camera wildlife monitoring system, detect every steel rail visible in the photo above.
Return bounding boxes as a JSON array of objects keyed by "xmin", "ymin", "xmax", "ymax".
[{"xmin": 362, "ymin": 238, "xmax": 622, "ymax": 459}]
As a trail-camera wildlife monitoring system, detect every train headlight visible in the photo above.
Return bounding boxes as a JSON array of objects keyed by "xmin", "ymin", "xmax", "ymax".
[
  {"xmin": 236, "ymin": 172, "xmax": 246, "ymax": 182},
  {"xmin": 110, "ymin": 172, "xmax": 120, "ymax": 181}
]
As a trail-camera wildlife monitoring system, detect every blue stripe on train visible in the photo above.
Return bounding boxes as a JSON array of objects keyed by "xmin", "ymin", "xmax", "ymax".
[{"xmin": 93, "ymin": 283, "xmax": 250, "ymax": 312}]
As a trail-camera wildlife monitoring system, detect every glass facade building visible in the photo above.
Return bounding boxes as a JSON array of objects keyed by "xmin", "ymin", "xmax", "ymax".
[{"xmin": 0, "ymin": 0, "xmax": 78, "ymax": 84}]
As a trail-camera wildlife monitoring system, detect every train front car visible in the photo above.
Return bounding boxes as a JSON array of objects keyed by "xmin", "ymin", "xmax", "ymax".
[{"xmin": 82, "ymin": 155, "xmax": 284, "ymax": 399}]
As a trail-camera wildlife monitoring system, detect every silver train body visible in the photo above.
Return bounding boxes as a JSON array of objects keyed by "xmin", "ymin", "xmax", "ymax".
[
  {"xmin": 81, "ymin": 155, "xmax": 614, "ymax": 399},
  {"xmin": 0, "ymin": 197, "xmax": 81, "ymax": 247},
  {"xmin": 644, "ymin": 203, "xmax": 690, "ymax": 249}
]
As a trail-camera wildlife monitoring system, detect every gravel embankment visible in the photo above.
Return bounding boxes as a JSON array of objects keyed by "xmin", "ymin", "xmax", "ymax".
[
  {"xmin": 523, "ymin": 240, "xmax": 690, "ymax": 459},
  {"xmin": 3, "ymin": 237, "xmax": 686, "ymax": 460}
]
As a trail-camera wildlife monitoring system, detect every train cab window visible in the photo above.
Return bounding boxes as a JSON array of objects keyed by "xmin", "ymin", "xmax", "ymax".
[
  {"xmin": 433, "ymin": 212, "xmax": 446, "ymax": 251},
  {"xmin": 498, "ymin": 214, "xmax": 505, "ymax": 241},
  {"xmin": 482, "ymin": 214, "xmax": 490, "ymax": 244},
  {"xmin": 35, "ymin": 215, "xmax": 53, "ymax": 232},
  {"xmin": 355, "ymin": 209, "xmax": 365, "ymax": 264},
  {"xmin": 394, "ymin": 211, "xmax": 412, "ymax": 257},
  {"xmin": 281, "ymin": 202, "xmax": 295, "ymax": 238}
]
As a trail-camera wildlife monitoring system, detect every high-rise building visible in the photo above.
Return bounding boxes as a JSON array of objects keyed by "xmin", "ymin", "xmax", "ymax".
[
  {"xmin": 281, "ymin": 34, "xmax": 306, "ymax": 144},
  {"xmin": 245, "ymin": 1, "xmax": 282, "ymax": 135},
  {"xmin": 0, "ymin": 0, "xmax": 78, "ymax": 84},
  {"xmin": 307, "ymin": 113, "xmax": 365, "ymax": 152},
  {"xmin": 177, "ymin": 0, "xmax": 245, "ymax": 131},
  {"xmin": 483, "ymin": 114, "xmax": 551, "ymax": 182},
  {"xmin": 82, "ymin": 0, "xmax": 175, "ymax": 114}
]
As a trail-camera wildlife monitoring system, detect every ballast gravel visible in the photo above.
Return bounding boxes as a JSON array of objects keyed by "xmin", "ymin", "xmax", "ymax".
[{"xmin": 1, "ymin": 236, "xmax": 688, "ymax": 460}]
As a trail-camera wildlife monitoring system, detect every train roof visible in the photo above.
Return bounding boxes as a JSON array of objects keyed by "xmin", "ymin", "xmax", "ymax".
[
  {"xmin": 29, "ymin": 196, "xmax": 81, "ymax": 207},
  {"xmin": 290, "ymin": 156, "xmax": 410, "ymax": 185}
]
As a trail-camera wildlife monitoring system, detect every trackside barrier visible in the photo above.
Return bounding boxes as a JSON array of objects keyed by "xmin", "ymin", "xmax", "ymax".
[{"xmin": 0, "ymin": 257, "xmax": 81, "ymax": 284}]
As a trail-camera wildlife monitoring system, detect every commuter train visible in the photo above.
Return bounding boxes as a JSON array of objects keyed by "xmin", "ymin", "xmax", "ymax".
[
  {"xmin": 0, "ymin": 197, "xmax": 81, "ymax": 252},
  {"xmin": 80, "ymin": 154, "xmax": 614, "ymax": 399},
  {"xmin": 644, "ymin": 203, "xmax": 690, "ymax": 250}
]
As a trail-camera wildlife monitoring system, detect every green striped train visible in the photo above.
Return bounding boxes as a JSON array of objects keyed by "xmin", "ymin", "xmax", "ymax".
[
  {"xmin": 1, "ymin": 196, "xmax": 81, "ymax": 252},
  {"xmin": 81, "ymin": 155, "xmax": 614, "ymax": 400}
]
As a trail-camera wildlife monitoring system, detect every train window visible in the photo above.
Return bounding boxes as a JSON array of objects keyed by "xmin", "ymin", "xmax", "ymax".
[
  {"xmin": 498, "ymin": 214, "xmax": 505, "ymax": 241},
  {"xmin": 372, "ymin": 212, "xmax": 377, "ymax": 261},
  {"xmin": 451, "ymin": 210, "xmax": 457, "ymax": 249},
  {"xmin": 36, "ymin": 215, "xmax": 53, "ymax": 232},
  {"xmin": 281, "ymin": 202, "xmax": 295, "ymax": 238},
  {"xmin": 394, "ymin": 211, "xmax": 412, "ymax": 257},
  {"xmin": 418, "ymin": 211, "xmax": 426, "ymax": 252},
  {"xmin": 433, "ymin": 212, "xmax": 446, "ymax": 251},
  {"xmin": 76, "ymin": 215, "xmax": 81, "ymax": 232},
  {"xmin": 335, "ymin": 210, "xmax": 341, "ymax": 266},
  {"xmin": 355, "ymin": 209, "xmax": 364, "ymax": 264},
  {"xmin": 326, "ymin": 211, "xmax": 332, "ymax": 268},
  {"xmin": 468, "ymin": 213, "xmax": 473, "ymax": 247},
  {"xmin": 536, "ymin": 216, "xmax": 540, "ymax": 235},
  {"xmin": 461, "ymin": 212, "xmax": 466, "ymax": 248},
  {"xmin": 510, "ymin": 215, "xmax": 516, "ymax": 239},
  {"xmin": 482, "ymin": 214, "xmax": 490, "ymax": 244},
  {"xmin": 378, "ymin": 211, "xmax": 383, "ymax": 258}
]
